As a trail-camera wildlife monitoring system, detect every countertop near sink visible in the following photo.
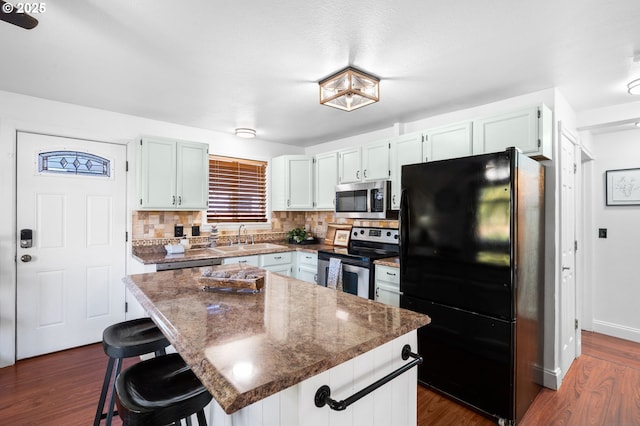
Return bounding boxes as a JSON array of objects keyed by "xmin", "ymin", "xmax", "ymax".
[{"xmin": 132, "ymin": 243, "xmax": 332, "ymax": 265}]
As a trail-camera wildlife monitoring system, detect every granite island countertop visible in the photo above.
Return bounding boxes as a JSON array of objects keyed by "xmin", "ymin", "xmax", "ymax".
[{"xmin": 124, "ymin": 264, "xmax": 430, "ymax": 414}]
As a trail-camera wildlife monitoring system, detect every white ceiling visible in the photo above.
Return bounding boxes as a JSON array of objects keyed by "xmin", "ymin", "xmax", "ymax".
[{"xmin": 2, "ymin": 0, "xmax": 640, "ymax": 146}]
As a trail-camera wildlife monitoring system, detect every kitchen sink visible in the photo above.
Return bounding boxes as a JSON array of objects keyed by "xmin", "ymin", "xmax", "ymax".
[{"xmin": 208, "ymin": 243, "xmax": 288, "ymax": 255}]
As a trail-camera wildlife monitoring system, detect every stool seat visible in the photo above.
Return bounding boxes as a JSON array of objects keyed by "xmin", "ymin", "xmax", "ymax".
[
  {"xmin": 94, "ymin": 318, "xmax": 170, "ymax": 426},
  {"xmin": 116, "ymin": 353, "xmax": 212, "ymax": 426},
  {"xmin": 103, "ymin": 317, "xmax": 170, "ymax": 359}
]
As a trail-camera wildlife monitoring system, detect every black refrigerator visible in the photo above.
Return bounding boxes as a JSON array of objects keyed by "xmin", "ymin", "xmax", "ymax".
[{"xmin": 399, "ymin": 147, "xmax": 544, "ymax": 425}]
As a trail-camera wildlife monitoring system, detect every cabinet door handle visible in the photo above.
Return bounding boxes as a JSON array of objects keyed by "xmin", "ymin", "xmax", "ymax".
[
  {"xmin": 238, "ymin": 260, "xmax": 247, "ymax": 263},
  {"xmin": 356, "ymin": 170, "xmax": 360, "ymax": 180},
  {"xmin": 287, "ymin": 199, "xmax": 290, "ymax": 207},
  {"xmin": 364, "ymin": 169, "xmax": 367, "ymax": 178},
  {"xmin": 274, "ymin": 256, "xmax": 282, "ymax": 260},
  {"xmin": 376, "ymin": 287, "xmax": 379, "ymax": 298},
  {"xmin": 314, "ymin": 274, "xmax": 317, "ymax": 283},
  {"xmin": 386, "ymin": 272, "xmax": 397, "ymax": 277},
  {"xmin": 392, "ymin": 194, "xmax": 396, "ymax": 205},
  {"xmin": 178, "ymin": 196, "xmax": 182, "ymax": 205},
  {"xmin": 172, "ymin": 195, "xmax": 176, "ymax": 205}
]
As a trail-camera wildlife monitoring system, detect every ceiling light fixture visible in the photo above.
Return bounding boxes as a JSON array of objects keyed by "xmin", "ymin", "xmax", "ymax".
[
  {"xmin": 628, "ymin": 78, "xmax": 640, "ymax": 95},
  {"xmin": 235, "ymin": 128, "xmax": 256, "ymax": 138},
  {"xmin": 319, "ymin": 67, "xmax": 379, "ymax": 112}
]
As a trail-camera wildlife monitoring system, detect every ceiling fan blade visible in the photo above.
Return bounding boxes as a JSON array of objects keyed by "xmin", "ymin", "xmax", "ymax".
[{"xmin": 0, "ymin": 1, "xmax": 39, "ymax": 29}]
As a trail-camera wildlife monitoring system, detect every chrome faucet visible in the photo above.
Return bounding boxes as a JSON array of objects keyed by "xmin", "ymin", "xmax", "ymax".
[{"xmin": 237, "ymin": 224, "xmax": 246, "ymax": 245}]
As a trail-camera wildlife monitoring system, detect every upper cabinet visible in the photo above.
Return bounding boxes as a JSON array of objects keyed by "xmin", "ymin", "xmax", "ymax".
[
  {"xmin": 389, "ymin": 132, "xmax": 424, "ymax": 209},
  {"xmin": 338, "ymin": 146, "xmax": 362, "ymax": 184},
  {"xmin": 338, "ymin": 142, "xmax": 390, "ymax": 184},
  {"xmin": 473, "ymin": 104, "xmax": 552, "ymax": 160},
  {"xmin": 425, "ymin": 121, "xmax": 473, "ymax": 162},
  {"xmin": 137, "ymin": 137, "xmax": 209, "ymax": 210},
  {"xmin": 271, "ymin": 155, "xmax": 314, "ymax": 211},
  {"xmin": 362, "ymin": 140, "xmax": 391, "ymax": 181},
  {"xmin": 315, "ymin": 151, "xmax": 338, "ymax": 210}
]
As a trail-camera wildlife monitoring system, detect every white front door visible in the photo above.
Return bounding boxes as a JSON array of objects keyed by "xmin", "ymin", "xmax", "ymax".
[
  {"xmin": 559, "ymin": 123, "xmax": 578, "ymax": 377},
  {"xmin": 16, "ymin": 132, "xmax": 127, "ymax": 359}
]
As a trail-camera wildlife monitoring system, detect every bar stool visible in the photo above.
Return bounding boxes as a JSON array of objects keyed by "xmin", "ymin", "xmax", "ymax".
[
  {"xmin": 115, "ymin": 352, "xmax": 213, "ymax": 426},
  {"xmin": 94, "ymin": 317, "xmax": 170, "ymax": 426}
]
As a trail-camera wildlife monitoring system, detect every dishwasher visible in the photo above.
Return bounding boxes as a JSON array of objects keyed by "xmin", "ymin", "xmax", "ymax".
[{"xmin": 155, "ymin": 258, "xmax": 222, "ymax": 271}]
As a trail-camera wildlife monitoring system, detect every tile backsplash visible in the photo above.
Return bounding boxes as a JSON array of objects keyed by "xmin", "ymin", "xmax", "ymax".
[{"xmin": 132, "ymin": 210, "xmax": 397, "ymax": 247}]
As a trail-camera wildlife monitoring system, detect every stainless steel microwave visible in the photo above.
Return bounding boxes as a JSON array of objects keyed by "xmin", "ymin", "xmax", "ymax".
[{"xmin": 334, "ymin": 180, "xmax": 395, "ymax": 219}]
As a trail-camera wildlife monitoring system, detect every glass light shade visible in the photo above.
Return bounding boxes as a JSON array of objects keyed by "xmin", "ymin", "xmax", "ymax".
[
  {"xmin": 235, "ymin": 128, "xmax": 256, "ymax": 138},
  {"xmin": 319, "ymin": 67, "xmax": 379, "ymax": 111},
  {"xmin": 628, "ymin": 78, "xmax": 640, "ymax": 95}
]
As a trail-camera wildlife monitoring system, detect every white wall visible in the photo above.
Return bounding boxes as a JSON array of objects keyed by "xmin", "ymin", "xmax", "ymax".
[
  {"xmin": 0, "ymin": 90, "xmax": 303, "ymax": 366},
  {"xmin": 587, "ymin": 127, "xmax": 640, "ymax": 342}
]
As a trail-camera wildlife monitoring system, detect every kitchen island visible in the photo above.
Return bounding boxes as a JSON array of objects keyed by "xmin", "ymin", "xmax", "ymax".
[{"xmin": 124, "ymin": 264, "xmax": 430, "ymax": 426}]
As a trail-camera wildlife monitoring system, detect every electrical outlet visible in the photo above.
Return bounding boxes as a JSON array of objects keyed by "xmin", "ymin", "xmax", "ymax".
[{"xmin": 598, "ymin": 228, "xmax": 607, "ymax": 238}]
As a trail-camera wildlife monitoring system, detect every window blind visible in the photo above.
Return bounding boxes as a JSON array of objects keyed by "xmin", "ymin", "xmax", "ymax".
[{"xmin": 207, "ymin": 155, "xmax": 268, "ymax": 223}]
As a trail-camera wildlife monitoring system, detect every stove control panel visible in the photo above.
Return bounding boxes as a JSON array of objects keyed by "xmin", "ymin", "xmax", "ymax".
[{"xmin": 350, "ymin": 227, "xmax": 399, "ymax": 245}]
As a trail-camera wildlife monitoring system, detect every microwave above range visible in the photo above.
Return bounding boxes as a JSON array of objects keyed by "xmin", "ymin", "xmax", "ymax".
[{"xmin": 334, "ymin": 180, "xmax": 397, "ymax": 219}]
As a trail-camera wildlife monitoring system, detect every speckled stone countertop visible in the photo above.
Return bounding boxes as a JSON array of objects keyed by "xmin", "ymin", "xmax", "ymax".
[
  {"xmin": 124, "ymin": 264, "xmax": 430, "ymax": 414},
  {"xmin": 374, "ymin": 256, "xmax": 400, "ymax": 267},
  {"xmin": 133, "ymin": 243, "xmax": 331, "ymax": 265}
]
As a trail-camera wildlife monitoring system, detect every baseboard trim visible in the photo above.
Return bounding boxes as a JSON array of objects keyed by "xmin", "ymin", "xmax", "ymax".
[
  {"xmin": 592, "ymin": 320, "xmax": 640, "ymax": 344},
  {"xmin": 542, "ymin": 366, "xmax": 561, "ymax": 390}
]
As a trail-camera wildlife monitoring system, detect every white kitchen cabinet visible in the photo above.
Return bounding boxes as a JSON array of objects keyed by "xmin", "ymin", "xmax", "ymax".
[
  {"xmin": 222, "ymin": 255, "xmax": 260, "ymax": 266},
  {"xmin": 138, "ymin": 137, "xmax": 209, "ymax": 210},
  {"xmin": 339, "ymin": 142, "xmax": 390, "ymax": 184},
  {"xmin": 473, "ymin": 104, "xmax": 552, "ymax": 160},
  {"xmin": 271, "ymin": 155, "xmax": 314, "ymax": 211},
  {"xmin": 425, "ymin": 121, "xmax": 473, "ymax": 162},
  {"xmin": 296, "ymin": 251, "xmax": 318, "ymax": 284},
  {"xmin": 389, "ymin": 132, "xmax": 424, "ymax": 209},
  {"xmin": 362, "ymin": 140, "xmax": 390, "ymax": 181},
  {"xmin": 375, "ymin": 264, "xmax": 401, "ymax": 307},
  {"xmin": 260, "ymin": 251, "xmax": 294, "ymax": 276},
  {"xmin": 314, "ymin": 152, "xmax": 338, "ymax": 210},
  {"xmin": 338, "ymin": 146, "xmax": 362, "ymax": 184}
]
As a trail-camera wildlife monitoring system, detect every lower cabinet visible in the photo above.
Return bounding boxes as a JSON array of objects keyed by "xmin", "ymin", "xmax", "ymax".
[
  {"xmin": 374, "ymin": 264, "xmax": 401, "ymax": 307},
  {"xmin": 296, "ymin": 251, "xmax": 318, "ymax": 284},
  {"xmin": 260, "ymin": 251, "xmax": 294, "ymax": 276}
]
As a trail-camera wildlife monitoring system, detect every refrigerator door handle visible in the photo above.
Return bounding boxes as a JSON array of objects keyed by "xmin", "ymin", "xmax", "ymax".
[{"xmin": 399, "ymin": 189, "xmax": 409, "ymax": 274}]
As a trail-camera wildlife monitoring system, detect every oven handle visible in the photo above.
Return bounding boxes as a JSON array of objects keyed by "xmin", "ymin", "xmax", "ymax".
[{"xmin": 314, "ymin": 344, "xmax": 422, "ymax": 411}]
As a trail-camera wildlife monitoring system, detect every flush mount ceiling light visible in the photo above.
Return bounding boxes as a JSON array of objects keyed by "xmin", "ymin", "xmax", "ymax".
[
  {"xmin": 235, "ymin": 128, "xmax": 256, "ymax": 138},
  {"xmin": 319, "ymin": 67, "xmax": 379, "ymax": 112}
]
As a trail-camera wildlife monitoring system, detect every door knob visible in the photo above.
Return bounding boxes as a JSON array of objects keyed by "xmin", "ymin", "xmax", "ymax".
[{"xmin": 21, "ymin": 254, "xmax": 32, "ymax": 262}]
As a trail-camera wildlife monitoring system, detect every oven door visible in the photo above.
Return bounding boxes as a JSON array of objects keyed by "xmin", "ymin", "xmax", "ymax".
[{"xmin": 317, "ymin": 258, "xmax": 370, "ymax": 299}]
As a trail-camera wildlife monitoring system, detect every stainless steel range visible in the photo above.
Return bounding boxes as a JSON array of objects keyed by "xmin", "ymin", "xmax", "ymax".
[{"xmin": 317, "ymin": 226, "xmax": 399, "ymax": 299}]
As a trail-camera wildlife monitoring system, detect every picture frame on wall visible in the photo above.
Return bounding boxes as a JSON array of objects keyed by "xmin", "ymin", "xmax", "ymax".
[{"xmin": 606, "ymin": 168, "xmax": 640, "ymax": 206}]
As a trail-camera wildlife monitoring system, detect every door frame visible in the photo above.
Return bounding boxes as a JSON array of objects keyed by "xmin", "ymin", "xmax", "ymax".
[{"xmin": 0, "ymin": 125, "xmax": 129, "ymax": 367}]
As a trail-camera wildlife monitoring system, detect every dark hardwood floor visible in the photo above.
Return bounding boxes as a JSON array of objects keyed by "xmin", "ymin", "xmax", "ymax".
[
  {"xmin": 0, "ymin": 331, "xmax": 638, "ymax": 425},
  {"xmin": 417, "ymin": 331, "xmax": 640, "ymax": 425}
]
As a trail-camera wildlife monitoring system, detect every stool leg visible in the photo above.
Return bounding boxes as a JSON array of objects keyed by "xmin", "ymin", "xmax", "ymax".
[
  {"xmin": 186, "ymin": 417, "xmax": 192, "ymax": 426},
  {"xmin": 94, "ymin": 357, "xmax": 115, "ymax": 426},
  {"xmin": 196, "ymin": 409, "xmax": 208, "ymax": 426},
  {"xmin": 155, "ymin": 347, "xmax": 167, "ymax": 357},
  {"xmin": 105, "ymin": 357, "xmax": 123, "ymax": 426}
]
